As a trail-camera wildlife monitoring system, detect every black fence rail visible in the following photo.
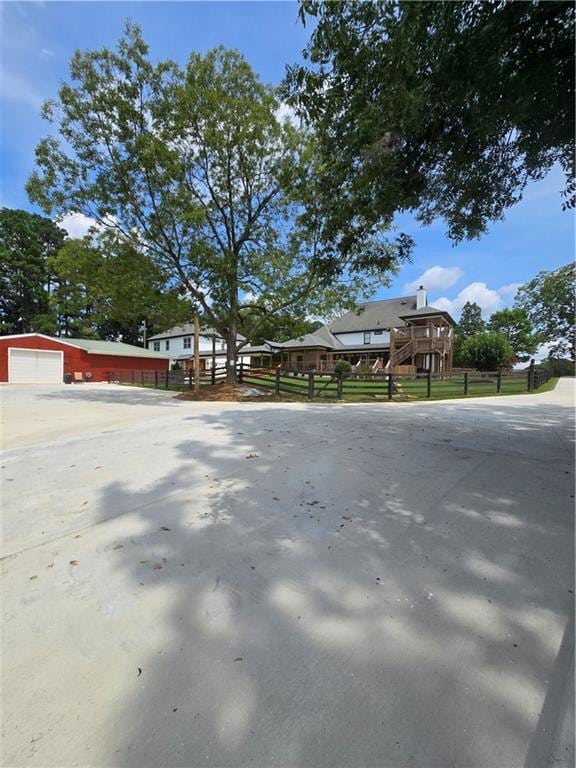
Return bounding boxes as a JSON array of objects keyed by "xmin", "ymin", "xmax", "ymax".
[
  {"xmin": 108, "ymin": 362, "xmax": 552, "ymax": 401},
  {"xmin": 242, "ymin": 364, "xmax": 552, "ymax": 401},
  {"xmin": 107, "ymin": 365, "xmax": 229, "ymax": 389}
]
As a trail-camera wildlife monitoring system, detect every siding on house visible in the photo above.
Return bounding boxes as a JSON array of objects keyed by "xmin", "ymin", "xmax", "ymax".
[{"xmin": 334, "ymin": 330, "xmax": 391, "ymax": 346}]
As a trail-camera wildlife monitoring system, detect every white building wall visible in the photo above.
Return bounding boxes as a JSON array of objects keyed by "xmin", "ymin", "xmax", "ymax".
[
  {"xmin": 148, "ymin": 334, "xmax": 226, "ymax": 357},
  {"xmin": 334, "ymin": 330, "xmax": 390, "ymax": 346},
  {"xmin": 148, "ymin": 333, "xmax": 250, "ymax": 368}
]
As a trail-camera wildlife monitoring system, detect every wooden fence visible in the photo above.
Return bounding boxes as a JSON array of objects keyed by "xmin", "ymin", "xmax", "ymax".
[
  {"xmin": 107, "ymin": 362, "xmax": 551, "ymax": 401},
  {"xmin": 242, "ymin": 364, "xmax": 552, "ymax": 401}
]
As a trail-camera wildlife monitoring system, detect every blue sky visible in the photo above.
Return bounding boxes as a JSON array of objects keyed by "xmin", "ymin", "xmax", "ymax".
[{"xmin": 1, "ymin": 0, "xmax": 573, "ymax": 321}]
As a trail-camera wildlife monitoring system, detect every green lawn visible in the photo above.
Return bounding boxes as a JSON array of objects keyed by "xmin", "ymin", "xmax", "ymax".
[{"xmin": 242, "ymin": 372, "xmax": 558, "ymax": 402}]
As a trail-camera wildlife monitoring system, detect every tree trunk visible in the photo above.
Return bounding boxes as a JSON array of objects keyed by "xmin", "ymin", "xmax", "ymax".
[{"xmin": 226, "ymin": 323, "xmax": 238, "ymax": 384}]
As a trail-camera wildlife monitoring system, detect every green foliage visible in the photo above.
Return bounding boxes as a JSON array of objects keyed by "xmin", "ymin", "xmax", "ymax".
[
  {"xmin": 334, "ymin": 359, "xmax": 352, "ymax": 375},
  {"xmin": 536, "ymin": 357, "xmax": 575, "ymax": 377},
  {"xmin": 0, "ymin": 208, "xmax": 65, "ymax": 334},
  {"xmin": 515, "ymin": 263, "xmax": 576, "ymax": 360},
  {"xmin": 487, "ymin": 307, "xmax": 539, "ymax": 360},
  {"xmin": 460, "ymin": 332, "xmax": 514, "ymax": 371},
  {"xmin": 171, "ymin": 361, "xmax": 182, "ymax": 371},
  {"xmin": 457, "ymin": 302, "xmax": 485, "ymax": 338},
  {"xmin": 287, "ymin": 1, "xmax": 575, "ymax": 244},
  {"xmin": 240, "ymin": 310, "xmax": 322, "ymax": 345},
  {"xmin": 48, "ymin": 233, "xmax": 191, "ymax": 341},
  {"xmin": 27, "ymin": 24, "xmax": 408, "ymax": 381}
]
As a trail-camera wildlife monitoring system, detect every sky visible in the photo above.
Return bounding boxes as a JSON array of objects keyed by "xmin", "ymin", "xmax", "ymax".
[{"xmin": 1, "ymin": 0, "xmax": 574, "ymax": 323}]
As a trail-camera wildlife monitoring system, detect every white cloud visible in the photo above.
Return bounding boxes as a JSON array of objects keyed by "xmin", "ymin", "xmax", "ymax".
[
  {"xmin": 405, "ymin": 266, "xmax": 463, "ymax": 293},
  {"xmin": 40, "ymin": 48, "xmax": 54, "ymax": 58},
  {"xmin": 498, "ymin": 282, "xmax": 522, "ymax": 299},
  {"xmin": 434, "ymin": 282, "xmax": 504, "ymax": 319},
  {"xmin": 56, "ymin": 212, "xmax": 98, "ymax": 239}
]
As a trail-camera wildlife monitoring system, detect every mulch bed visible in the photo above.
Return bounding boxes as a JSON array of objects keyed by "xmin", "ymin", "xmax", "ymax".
[{"xmin": 175, "ymin": 383, "xmax": 283, "ymax": 402}]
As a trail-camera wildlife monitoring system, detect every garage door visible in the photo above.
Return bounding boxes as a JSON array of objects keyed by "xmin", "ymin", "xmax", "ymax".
[{"xmin": 9, "ymin": 348, "xmax": 63, "ymax": 384}]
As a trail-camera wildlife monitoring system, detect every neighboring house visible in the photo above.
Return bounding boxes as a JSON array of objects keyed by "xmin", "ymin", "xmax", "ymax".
[
  {"xmin": 0, "ymin": 334, "xmax": 170, "ymax": 383},
  {"xmin": 244, "ymin": 287, "xmax": 456, "ymax": 373},
  {"xmin": 147, "ymin": 323, "xmax": 251, "ymax": 370}
]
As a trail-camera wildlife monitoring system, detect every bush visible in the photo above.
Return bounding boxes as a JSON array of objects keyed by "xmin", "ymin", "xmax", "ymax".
[
  {"xmin": 460, "ymin": 332, "xmax": 514, "ymax": 371},
  {"xmin": 334, "ymin": 360, "xmax": 353, "ymax": 375},
  {"xmin": 171, "ymin": 361, "xmax": 182, "ymax": 371}
]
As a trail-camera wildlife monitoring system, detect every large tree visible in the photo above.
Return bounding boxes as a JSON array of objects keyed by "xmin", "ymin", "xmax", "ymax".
[
  {"xmin": 514, "ymin": 263, "xmax": 576, "ymax": 360},
  {"xmin": 27, "ymin": 25, "xmax": 406, "ymax": 382},
  {"xmin": 49, "ymin": 234, "xmax": 190, "ymax": 342},
  {"xmin": 286, "ymin": 1, "xmax": 575, "ymax": 246},
  {"xmin": 0, "ymin": 208, "xmax": 66, "ymax": 334},
  {"xmin": 487, "ymin": 307, "xmax": 539, "ymax": 361},
  {"xmin": 458, "ymin": 302, "xmax": 485, "ymax": 338}
]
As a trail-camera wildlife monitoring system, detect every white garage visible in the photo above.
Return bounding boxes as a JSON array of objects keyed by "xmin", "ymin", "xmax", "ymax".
[{"xmin": 8, "ymin": 348, "xmax": 63, "ymax": 384}]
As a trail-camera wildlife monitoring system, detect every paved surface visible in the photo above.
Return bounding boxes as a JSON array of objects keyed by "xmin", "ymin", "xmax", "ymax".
[{"xmin": 1, "ymin": 381, "xmax": 574, "ymax": 767}]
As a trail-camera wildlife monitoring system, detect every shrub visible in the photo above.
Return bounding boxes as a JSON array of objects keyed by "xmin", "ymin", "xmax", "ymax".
[
  {"xmin": 334, "ymin": 360, "xmax": 352, "ymax": 375},
  {"xmin": 460, "ymin": 332, "xmax": 514, "ymax": 371}
]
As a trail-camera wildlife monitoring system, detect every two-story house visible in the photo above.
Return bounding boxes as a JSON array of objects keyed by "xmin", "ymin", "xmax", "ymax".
[
  {"xmin": 245, "ymin": 287, "xmax": 456, "ymax": 374},
  {"xmin": 147, "ymin": 324, "xmax": 250, "ymax": 370}
]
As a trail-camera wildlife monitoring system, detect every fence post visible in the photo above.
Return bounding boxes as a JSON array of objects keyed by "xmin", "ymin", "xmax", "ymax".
[
  {"xmin": 528, "ymin": 359, "xmax": 535, "ymax": 392},
  {"xmin": 388, "ymin": 371, "xmax": 394, "ymax": 401},
  {"xmin": 427, "ymin": 369, "xmax": 432, "ymax": 399},
  {"xmin": 337, "ymin": 371, "xmax": 343, "ymax": 400},
  {"xmin": 497, "ymin": 370, "xmax": 502, "ymax": 393},
  {"xmin": 307, "ymin": 371, "xmax": 315, "ymax": 400},
  {"xmin": 188, "ymin": 368, "xmax": 192, "ymax": 389},
  {"xmin": 239, "ymin": 360, "xmax": 244, "ymax": 383},
  {"xmin": 211, "ymin": 365, "xmax": 216, "ymax": 385},
  {"xmin": 131, "ymin": 370, "xmax": 135, "ymax": 385},
  {"xmin": 165, "ymin": 370, "xmax": 169, "ymax": 389},
  {"xmin": 275, "ymin": 367, "xmax": 281, "ymax": 395},
  {"xmin": 464, "ymin": 371, "xmax": 469, "ymax": 396},
  {"xmin": 141, "ymin": 370, "xmax": 144, "ymax": 386},
  {"xmin": 154, "ymin": 371, "xmax": 158, "ymax": 389}
]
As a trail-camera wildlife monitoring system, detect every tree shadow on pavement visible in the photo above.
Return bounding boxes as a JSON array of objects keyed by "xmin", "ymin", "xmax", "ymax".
[{"xmin": 36, "ymin": 398, "xmax": 576, "ymax": 767}]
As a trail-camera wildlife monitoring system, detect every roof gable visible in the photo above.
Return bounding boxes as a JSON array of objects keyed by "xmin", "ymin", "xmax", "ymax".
[{"xmin": 329, "ymin": 296, "xmax": 418, "ymax": 333}]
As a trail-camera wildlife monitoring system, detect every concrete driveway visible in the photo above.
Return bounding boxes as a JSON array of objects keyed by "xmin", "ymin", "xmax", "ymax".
[{"xmin": 1, "ymin": 381, "xmax": 574, "ymax": 767}]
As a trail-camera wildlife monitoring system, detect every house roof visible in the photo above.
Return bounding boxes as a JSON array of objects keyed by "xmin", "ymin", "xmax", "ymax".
[
  {"xmin": 59, "ymin": 338, "xmax": 172, "ymax": 359},
  {"xmin": 148, "ymin": 323, "xmax": 245, "ymax": 342},
  {"xmin": 398, "ymin": 306, "xmax": 456, "ymax": 324},
  {"xmin": 275, "ymin": 293, "xmax": 456, "ymax": 351},
  {"xmin": 0, "ymin": 333, "xmax": 171, "ymax": 359},
  {"xmin": 328, "ymin": 296, "xmax": 418, "ymax": 333}
]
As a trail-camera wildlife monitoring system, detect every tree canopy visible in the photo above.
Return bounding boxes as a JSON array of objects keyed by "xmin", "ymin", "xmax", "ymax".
[
  {"xmin": 487, "ymin": 307, "xmax": 539, "ymax": 361},
  {"xmin": 515, "ymin": 263, "xmax": 575, "ymax": 360},
  {"xmin": 27, "ymin": 24, "xmax": 408, "ymax": 381},
  {"xmin": 0, "ymin": 208, "xmax": 65, "ymax": 334},
  {"xmin": 459, "ymin": 332, "xmax": 514, "ymax": 371},
  {"xmin": 286, "ymin": 1, "xmax": 575, "ymax": 246},
  {"xmin": 0, "ymin": 208, "xmax": 189, "ymax": 342},
  {"xmin": 457, "ymin": 302, "xmax": 485, "ymax": 338}
]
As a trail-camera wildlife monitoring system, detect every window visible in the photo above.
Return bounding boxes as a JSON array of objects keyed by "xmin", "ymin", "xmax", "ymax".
[
  {"xmin": 165, "ymin": 340, "xmax": 170, "ymax": 351},
  {"xmin": 220, "ymin": 340, "xmax": 226, "ymax": 351},
  {"xmin": 153, "ymin": 341, "xmax": 160, "ymax": 351},
  {"xmin": 363, "ymin": 332, "xmax": 371, "ymax": 344},
  {"xmin": 183, "ymin": 336, "xmax": 191, "ymax": 349},
  {"xmin": 374, "ymin": 330, "xmax": 383, "ymax": 336}
]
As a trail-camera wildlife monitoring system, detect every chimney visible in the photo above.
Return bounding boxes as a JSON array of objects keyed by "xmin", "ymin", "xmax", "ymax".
[{"xmin": 416, "ymin": 285, "xmax": 427, "ymax": 310}]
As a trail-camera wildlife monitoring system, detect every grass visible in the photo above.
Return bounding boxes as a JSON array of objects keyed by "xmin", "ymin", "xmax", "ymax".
[
  {"xmin": 242, "ymin": 373, "xmax": 559, "ymax": 402},
  {"xmin": 117, "ymin": 372, "xmax": 559, "ymax": 403}
]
